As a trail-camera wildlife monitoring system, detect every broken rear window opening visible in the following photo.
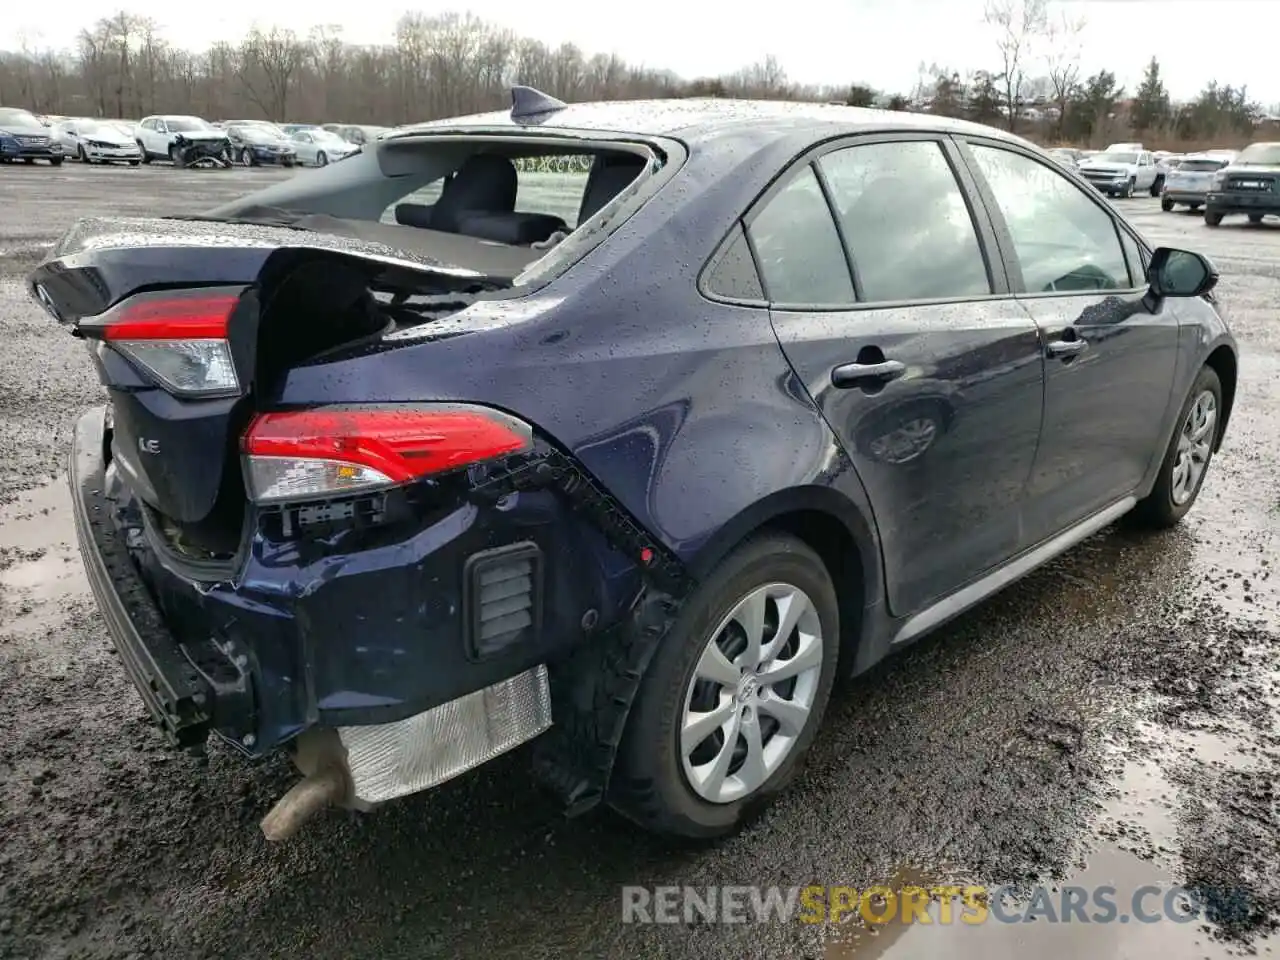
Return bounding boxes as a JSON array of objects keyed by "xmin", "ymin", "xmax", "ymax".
[{"xmin": 195, "ymin": 133, "xmax": 667, "ymax": 298}]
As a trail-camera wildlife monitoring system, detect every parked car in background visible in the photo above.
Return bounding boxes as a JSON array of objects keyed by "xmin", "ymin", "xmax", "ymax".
[
  {"xmin": 280, "ymin": 123, "xmax": 321, "ymax": 136},
  {"xmin": 108, "ymin": 120, "xmax": 140, "ymax": 140},
  {"xmin": 225, "ymin": 119, "xmax": 288, "ymax": 138},
  {"xmin": 1076, "ymin": 148, "xmax": 1161, "ymax": 198},
  {"xmin": 1154, "ymin": 152, "xmax": 1184, "ymax": 178},
  {"xmin": 0, "ymin": 107, "xmax": 64, "ymax": 164},
  {"xmin": 289, "ymin": 127, "xmax": 360, "ymax": 166},
  {"xmin": 336, "ymin": 124, "xmax": 390, "ymax": 145},
  {"xmin": 1161, "ymin": 153, "xmax": 1234, "ymax": 212},
  {"xmin": 225, "ymin": 123, "xmax": 299, "ymax": 167},
  {"xmin": 30, "ymin": 93, "xmax": 1237, "ymax": 843},
  {"xmin": 1204, "ymin": 141, "xmax": 1280, "ymax": 226},
  {"xmin": 1047, "ymin": 147, "xmax": 1082, "ymax": 169},
  {"xmin": 52, "ymin": 118, "xmax": 142, "ymax": 165},
  {"xmin": 320, "ymin": 122, "xmax": 345, "ymax": 134},
  {"xmin": 136, "ymin": 115, "xmax": 228, "ymax": 163}
]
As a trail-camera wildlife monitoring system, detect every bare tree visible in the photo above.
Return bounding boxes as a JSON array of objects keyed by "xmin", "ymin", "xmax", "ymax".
[
  {"xmin": 1043, "ymin": 9, "xmax": 1086, "ymax": 141},
  {"xmin": 985, "ymin": 0, "xmax": 1048, "ymax": 131},
  {"xmin": 237, "ymin": 27, "xmax": 310, "ymax": 119}
]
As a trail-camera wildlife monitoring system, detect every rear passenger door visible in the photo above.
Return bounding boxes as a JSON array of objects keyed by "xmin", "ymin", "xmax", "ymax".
[
  {"xmin": 753, "ymin": 135, "xmax": 1046, "ymax": 617},
  {"xmin": 957, "ymin": 138, "xmax": 1176, "ymax": 543}
]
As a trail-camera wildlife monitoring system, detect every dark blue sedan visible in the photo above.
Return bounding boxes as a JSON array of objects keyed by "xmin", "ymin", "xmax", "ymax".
[{"xmin": 29, "ymin": 88, "xmax": 1237, "ymax": 842}]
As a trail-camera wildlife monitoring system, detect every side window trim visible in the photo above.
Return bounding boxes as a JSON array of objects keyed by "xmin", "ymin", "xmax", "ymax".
[
  {"xmin": 953, "ymin": 136, "xmax": 1146, "ymax": 297},
  {"xmin": 730, "ymin": 131, "xmax": 1013, "ymax": 311},
  {"xmin": 811, "ymin": 160, "xmax": 865, "ymax": 301},
  {"xmin": 742, "ymin": 162, "xmax": 856, "ymax": 307}
]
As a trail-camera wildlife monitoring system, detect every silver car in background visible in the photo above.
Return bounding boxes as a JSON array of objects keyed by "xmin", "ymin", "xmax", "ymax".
[
  {"xmin": 1162, "ymin": 152, "xmax": 1236, "ymax": 212},
  {"xmin": 289, "ymin": 128, "xmax": 361, "ymax": 166},
  {"xmin": 51, "ymin": 118, "xmax": 141, "ymax": 165}
]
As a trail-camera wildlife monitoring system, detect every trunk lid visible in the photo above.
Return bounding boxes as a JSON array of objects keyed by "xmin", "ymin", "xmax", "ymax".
[{"xmin": 30, "ymin": 214, "xmax": 534, "ymax": 554}]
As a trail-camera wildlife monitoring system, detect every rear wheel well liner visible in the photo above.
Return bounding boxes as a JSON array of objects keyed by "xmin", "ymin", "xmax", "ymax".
[{"xmin": 687, "ymin": 488, "xmax": 879, "ymax": 676}]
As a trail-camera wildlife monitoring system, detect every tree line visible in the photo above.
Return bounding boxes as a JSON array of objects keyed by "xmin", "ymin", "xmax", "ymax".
[{"xmin": 0, "ymin": 3, "xmax": 1272, "ymax": 150}]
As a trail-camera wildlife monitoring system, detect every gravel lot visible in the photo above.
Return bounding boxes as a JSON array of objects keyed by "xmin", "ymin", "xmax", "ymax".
[{"xmin": 1, "ymin": 163, "xmax": 1278, "ymax": 960}]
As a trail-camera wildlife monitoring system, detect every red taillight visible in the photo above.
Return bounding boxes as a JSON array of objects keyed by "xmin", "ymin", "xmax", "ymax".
[
  {"xmin": 241, "ymin": 405, "xmax": 534, "ymax": 504},
  {"xmin": 95, "ymin": 289, "xmax": 243, "ymax": 397},
  {"xmin": 101, "ymin": 294, "xmax": 238, "ymax": 341}
]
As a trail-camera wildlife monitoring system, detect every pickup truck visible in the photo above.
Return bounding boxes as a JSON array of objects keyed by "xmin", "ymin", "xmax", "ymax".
[{"xmin": 1076, "ymin": 148, "xmax": 1162, "ymax": 199}]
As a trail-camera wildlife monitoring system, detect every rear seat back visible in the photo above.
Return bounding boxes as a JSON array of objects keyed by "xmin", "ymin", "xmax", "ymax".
[
  {"xmin": 454, "ymin": 211, "xmax": 568, "ymax": 246},
  {"xmin": 577, "ymin": 154, "xmax": 649, "ymax": 225}
]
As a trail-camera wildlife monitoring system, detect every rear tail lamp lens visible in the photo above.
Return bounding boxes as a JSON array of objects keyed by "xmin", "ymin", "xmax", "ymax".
[
  {"xmin": 241, "ymin": 405, "xmax": 534, "ymax": 504},
  {"xmin": 98, "ymin": 290, "xmax": 242, "ymax": 397}
]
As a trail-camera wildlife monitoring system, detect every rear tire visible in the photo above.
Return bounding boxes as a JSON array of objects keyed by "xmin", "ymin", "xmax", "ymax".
[
  {"xmin": 1249, "ymin": 214, "xmax": 1264, "ymax": 224},
  {"xmin": 610, "ymin": 533, "xmax": 840, "ymax": 839},
  {"xmin": 78, "ymin": 145, "xmax": 89, "ymax": 163},
  {"xmin": 1128, "ymin": 366, "xmax": 1222, "ymax": 529},
  {"xmin": 48, "ymin": 156, "xmax": 63, "ymax": 166},
  {"xmin": 138, "ymin": 142, "xmax": 150, "ymax": 164},
  {"xmin": 1149, "ymin": 175, "xmax": 1164, "ymax": 197},
  {"xmin": 1161, "ymin": 196, "xmax": 1174, "ymax": 212}
]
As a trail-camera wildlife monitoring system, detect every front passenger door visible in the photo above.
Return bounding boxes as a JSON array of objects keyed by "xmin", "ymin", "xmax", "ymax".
[{"xmin": 960, "ymin": 140, "xmax": 1179, "ymax": 543}]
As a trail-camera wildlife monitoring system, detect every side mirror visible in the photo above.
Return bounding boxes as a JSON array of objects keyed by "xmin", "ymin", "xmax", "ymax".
[{"xmin": 1147, "ymin": 247, "xmax": 1219, "ymax": 298}]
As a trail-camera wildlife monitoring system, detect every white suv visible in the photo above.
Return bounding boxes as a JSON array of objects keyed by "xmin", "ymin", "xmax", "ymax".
[
  {"xmin": 1075, "ymin": 147, "xmax": 1161, "ymax": 199},
  {"xmin": 135, "ymin": 115, "xmax": 227, "ymax": 163}
]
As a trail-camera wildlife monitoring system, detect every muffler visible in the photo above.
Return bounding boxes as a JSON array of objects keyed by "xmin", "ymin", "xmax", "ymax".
[
  {"xmin": 260, "ymin": 767, "xmax": 347, "ymax": 841},
  {"xmin": 259, "ymin": 729, "xmax": 353, "ymax": 842}
]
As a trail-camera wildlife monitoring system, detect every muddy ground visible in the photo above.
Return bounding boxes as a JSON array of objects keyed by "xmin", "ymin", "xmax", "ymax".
[{"xmin": 0, "ymin": 163, "xmax": 1277, "ymax": 960}]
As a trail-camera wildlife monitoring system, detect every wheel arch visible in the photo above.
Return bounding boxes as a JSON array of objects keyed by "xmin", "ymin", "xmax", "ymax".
[
  {"xmin": 687, "ymin": 485, "xmax": 883, "ymax": 677},
  {"xmin": 1205, "ymin": 343, "xmax": 1237, "ymax": 451}
]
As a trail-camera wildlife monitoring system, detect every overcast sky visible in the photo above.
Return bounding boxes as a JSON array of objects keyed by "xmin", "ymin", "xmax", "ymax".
[{"xmin": 4, "ymin": 0, "xmax": 1278, "ymax": 105}]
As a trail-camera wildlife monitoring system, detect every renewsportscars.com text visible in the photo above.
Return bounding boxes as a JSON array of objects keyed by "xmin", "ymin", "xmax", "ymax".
[{"xmin": 621, "ymin": 884, "xmax": 1204, "ymax": 925}]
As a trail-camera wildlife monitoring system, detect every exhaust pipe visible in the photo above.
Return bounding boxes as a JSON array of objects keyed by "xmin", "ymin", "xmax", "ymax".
[{"xmin": 260, "ymin": 765, "xmax": 347, "ymax": 841}]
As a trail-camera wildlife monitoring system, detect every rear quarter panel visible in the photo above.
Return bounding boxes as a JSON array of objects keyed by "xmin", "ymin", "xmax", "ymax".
[{"xmin": 273, "ymin": 131, "xmax": 884, "ymax": 587}]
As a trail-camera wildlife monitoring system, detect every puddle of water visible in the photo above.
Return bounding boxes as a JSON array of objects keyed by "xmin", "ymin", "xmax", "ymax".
[
  {"xmin": 0, "ymin": 477, "xmax": 89, "ymax": 617},
  {"xmin": 824, "ymin": 842, "xmax": 1256, "ymax": 960}
]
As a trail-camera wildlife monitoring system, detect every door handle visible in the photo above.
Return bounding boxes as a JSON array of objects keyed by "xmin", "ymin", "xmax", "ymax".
[
  {"xmin": 831, "ymin": 359, "xmax": 907, "ymax": 389},
  {"xmin": 1046, "ymin": 338, "xmax": 1088, "ymax": 359}
]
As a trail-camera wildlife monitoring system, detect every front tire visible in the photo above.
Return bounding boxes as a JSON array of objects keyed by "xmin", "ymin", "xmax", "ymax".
[
  {"xmin": 1149, "ymin": 175, "xmax": 1164, "ymax": 197},
  {"xmin": 1249, "ymin": 214, "xmax": 1264, "ymax": 224},
  {"xmin": 1123, "ymin": 178, "xmax": 1135, "ymax": 199},
  {"xmin": 316, "ymin": 151, "xmax": 328, "ymax": 166},
  {"xmin": 1205, "ymin": 210, "xmax": 1223, "ymax": 226},
  {"xmin": 138, "ymin": 142, "xmax": 151, "ymax": 164},
  {"xmin": 1161, "ymin": 196, "xmax": 1174, "ymax": 212},
  {"xmin": 240, "ymin": 147, "xmax": 255, "ymax": 167},
  {"xmin": 1129, "ymin": 366, "xmax": 1222, "ymax": 529},
  {"xmin": 610, "ymin": 533, "xmax": 839, "ymax": 838},
  {"xmin": 48, "ymin": 156, "xmax": 63, "ymax": 166}
]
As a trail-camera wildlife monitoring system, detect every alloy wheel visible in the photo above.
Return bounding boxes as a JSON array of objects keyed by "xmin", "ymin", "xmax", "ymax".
[
  {"xmin": 679, "ymin": 582, "xmax": 824, "ymax": 804},
  {"xmin": 1171, "ymin": 390, "xmax": 1216, "ymax": 505}
]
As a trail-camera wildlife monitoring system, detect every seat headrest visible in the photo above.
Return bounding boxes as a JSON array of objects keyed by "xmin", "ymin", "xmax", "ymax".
[
  {"xmin": 577, "ymin": 154, "xmax": 648, "ymax": 225},
  {"xmin": 433, "ymin": 154, "xmax": 519, "ymax": 232}
]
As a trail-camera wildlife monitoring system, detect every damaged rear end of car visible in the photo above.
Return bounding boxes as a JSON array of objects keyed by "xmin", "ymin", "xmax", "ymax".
[{"xmin": 30, "ymin": 117, "xmax": 690, "ymax": 838}]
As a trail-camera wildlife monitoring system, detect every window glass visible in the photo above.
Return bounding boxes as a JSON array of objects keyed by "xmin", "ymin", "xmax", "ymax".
[
  {"xmin": 1118, "ymin": 229, "xmax": 1145, "ymax": 287},
  {"xmin": 819, "ymin": 141, "xmax": 991, "ymax": 303},
  {"xmin": 747, "ymin": 166, "xmax": 853, "ymax": 304},
  {"xmin": 969, "ymin": 145, "xmax": 1131, "ymax": 294},
  {"xmin": 704, "ymin": 223, "xmax": 765, "ymax": 300}
]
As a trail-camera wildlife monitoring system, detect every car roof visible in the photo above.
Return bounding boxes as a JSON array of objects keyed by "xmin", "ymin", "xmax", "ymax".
[{"xmin": 390, "ymin": 97, "xmax": 1033, "ymax": 148}]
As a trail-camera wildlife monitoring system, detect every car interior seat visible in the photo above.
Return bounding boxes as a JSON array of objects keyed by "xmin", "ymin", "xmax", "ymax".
[
  {"xmin": 394, "ymin": 154, "xmax": 519, "ymax": 234},
  {"xmin": 577, "ymin": 153, "xmax": 649, "ymax": 226}
]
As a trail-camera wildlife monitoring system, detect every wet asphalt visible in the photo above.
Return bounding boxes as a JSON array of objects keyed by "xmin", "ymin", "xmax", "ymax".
[{"xmin": 0, "ymin": 163, "xmax": 1278, "ymax": 960}]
